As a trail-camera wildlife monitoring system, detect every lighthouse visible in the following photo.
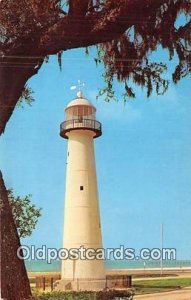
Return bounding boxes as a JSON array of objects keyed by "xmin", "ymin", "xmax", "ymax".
[{"xmin": 58, "ymin": 90, "xmax": 105, "ymax": 291}]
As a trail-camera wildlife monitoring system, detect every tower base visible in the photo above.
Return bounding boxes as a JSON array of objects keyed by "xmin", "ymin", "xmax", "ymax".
[{"xmin": 55, "ymin": 278, "xmax": 106, "ymax": 291}]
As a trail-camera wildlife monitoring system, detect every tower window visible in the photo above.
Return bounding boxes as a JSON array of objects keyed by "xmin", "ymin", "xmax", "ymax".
[{"xmin": 80, "ymin": 186, "xmax": 84, "ymax": 191}]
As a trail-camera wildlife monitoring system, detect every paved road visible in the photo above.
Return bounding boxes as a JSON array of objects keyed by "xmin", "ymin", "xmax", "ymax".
[
  {"xmin": 133, "ymin": 273, "xmax": 191, "ymax": 281},
  {"xmin": 134, "ymin": 287, "xmax": 191, "ymax": 300}
]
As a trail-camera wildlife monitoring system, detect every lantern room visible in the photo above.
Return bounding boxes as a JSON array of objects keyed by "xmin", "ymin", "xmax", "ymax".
[{"xmin": 60, "ymin": 91, "xmax": 102, "ymax": 139}]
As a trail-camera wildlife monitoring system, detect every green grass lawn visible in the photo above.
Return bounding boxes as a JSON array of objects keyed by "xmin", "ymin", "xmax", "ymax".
[{"xmin": 133, "ymin": 277, "xmax": 191, "ymax": 295}]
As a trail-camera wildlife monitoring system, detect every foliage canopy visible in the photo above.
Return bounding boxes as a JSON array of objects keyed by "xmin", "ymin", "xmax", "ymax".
[{"xmin": 0, "ymin": 0, "xmax": 190, "ymax": 132}]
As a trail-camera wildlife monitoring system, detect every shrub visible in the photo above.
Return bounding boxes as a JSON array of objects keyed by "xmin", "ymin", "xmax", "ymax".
[{"xmin": 33, "ymin": 290, "xmax": 134, "ymax": 300}]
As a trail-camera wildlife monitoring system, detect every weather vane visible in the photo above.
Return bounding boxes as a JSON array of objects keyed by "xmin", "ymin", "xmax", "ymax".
[{"xmin": 70, "ymin": 80, "xmax": 85, "ymax": 91}]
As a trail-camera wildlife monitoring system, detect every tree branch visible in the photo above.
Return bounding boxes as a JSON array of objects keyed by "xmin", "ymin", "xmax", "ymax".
[
  {"xmin": 68, "ymin": 0, "xmax": 90, "ymax": 16},
  {"xmin": 38, "ymin": 0, "xmax": 152, "ymax": 55}
]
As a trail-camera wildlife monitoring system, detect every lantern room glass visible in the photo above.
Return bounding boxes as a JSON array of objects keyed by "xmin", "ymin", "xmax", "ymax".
[{"xmin": 65, "ymin": 105, "xmax": 96, "ymax": 121}]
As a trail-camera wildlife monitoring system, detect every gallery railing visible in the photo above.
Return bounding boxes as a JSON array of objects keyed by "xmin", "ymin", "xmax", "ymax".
[{"xmin": 60, "ymin": 118, "xmax": 102, "ymax": 138}]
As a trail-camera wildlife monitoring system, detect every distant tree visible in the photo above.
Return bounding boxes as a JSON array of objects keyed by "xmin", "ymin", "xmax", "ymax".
[{"xmin": 8, "ymin": 189, "xmax": 42, "ymax": 238}]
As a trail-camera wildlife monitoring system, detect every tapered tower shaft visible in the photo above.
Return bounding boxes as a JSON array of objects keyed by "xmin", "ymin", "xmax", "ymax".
[
  {"xmin": 62, "ymin": 130, "xmax": 105, "ymax": 279},
  {"xmin": 59, "ymin": 91, "xmax": 105, "ymax": 289}
]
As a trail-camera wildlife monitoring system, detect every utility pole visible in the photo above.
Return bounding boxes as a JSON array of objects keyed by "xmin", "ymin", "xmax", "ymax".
[{"xmin": 160, "ymin": 223, "xmax": 164, "ymax": 276}]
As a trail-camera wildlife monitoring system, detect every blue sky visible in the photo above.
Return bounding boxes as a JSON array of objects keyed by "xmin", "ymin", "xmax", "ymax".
[{"xmin": 0, "ymin": 46, "xmax": 191, "ymax": 260}]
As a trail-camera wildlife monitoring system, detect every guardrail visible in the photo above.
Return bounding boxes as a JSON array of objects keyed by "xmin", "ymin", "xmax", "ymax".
[{"xmin": 60, "ymin": 118, "xmax": 102, "ymax": 138}]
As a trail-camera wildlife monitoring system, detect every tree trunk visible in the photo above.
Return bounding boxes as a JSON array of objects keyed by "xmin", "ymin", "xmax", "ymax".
[
  {"xmin": 0, "ymin": 55, "xmax": 43, "ymax": 299},
  {"xmin": 0, "ymin": 171, "xmax": 32, "ymax": 300}
]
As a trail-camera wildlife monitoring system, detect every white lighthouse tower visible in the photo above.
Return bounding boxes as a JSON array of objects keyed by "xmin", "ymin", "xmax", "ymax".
[{"xmin": 58, "ymin": 90, "xmax": 105, "ymax": 291}]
